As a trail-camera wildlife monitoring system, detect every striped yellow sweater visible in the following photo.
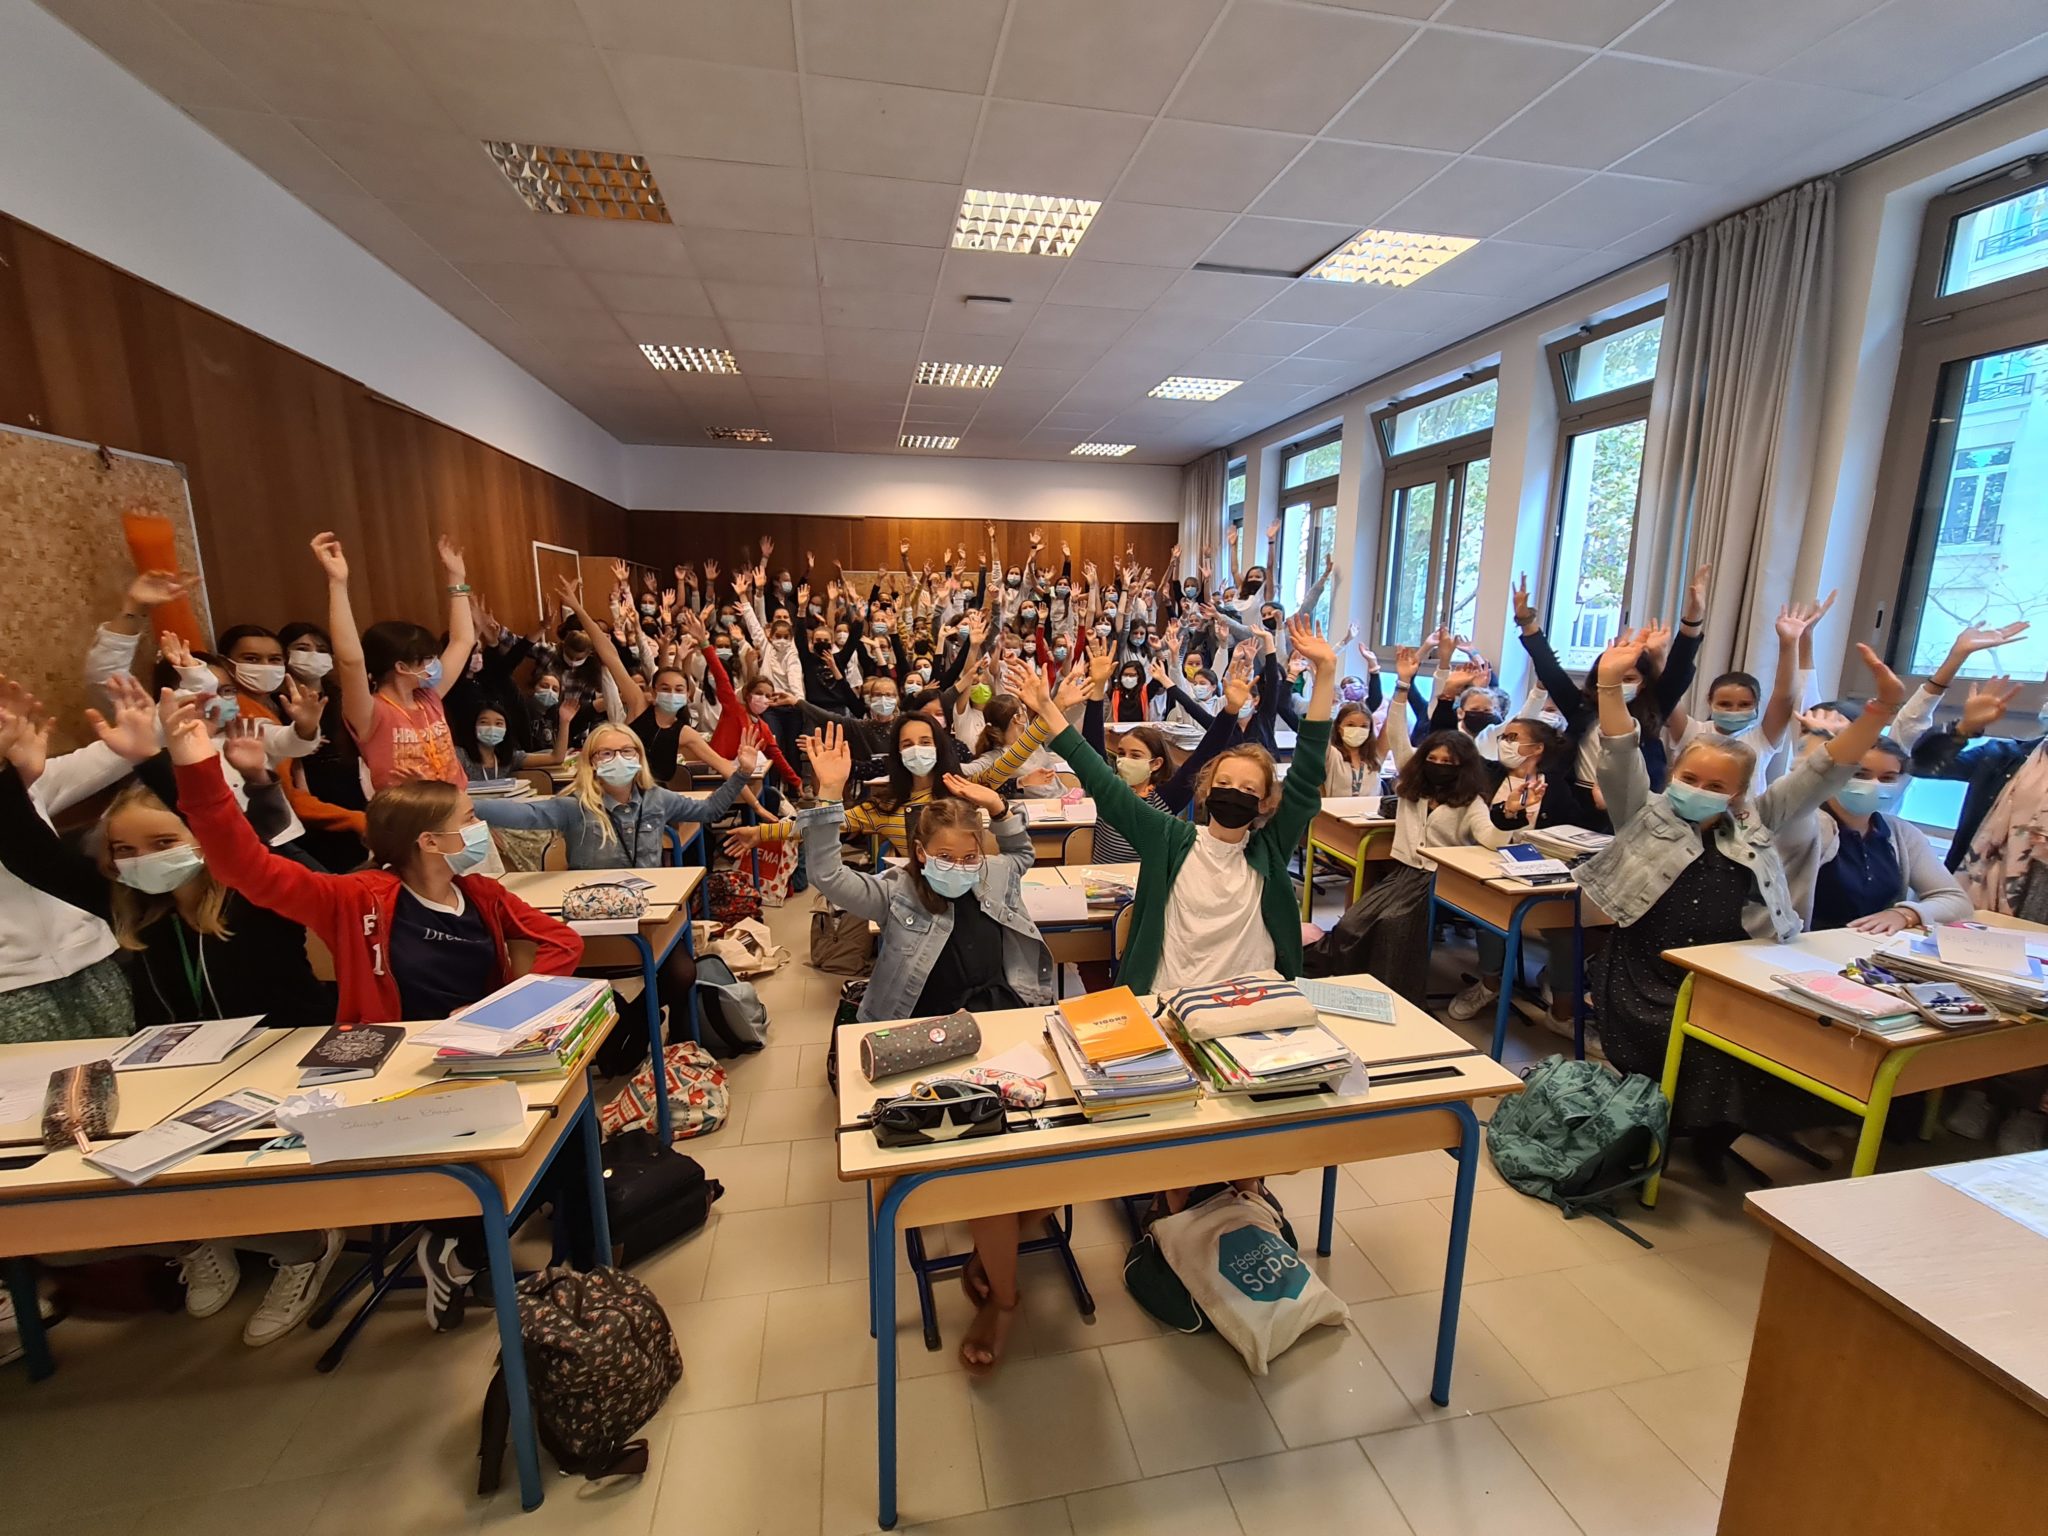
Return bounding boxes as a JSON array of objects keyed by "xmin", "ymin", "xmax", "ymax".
[{"xmin": 758, "ymin": 718, "xmax": 1054, "ymax": 844}]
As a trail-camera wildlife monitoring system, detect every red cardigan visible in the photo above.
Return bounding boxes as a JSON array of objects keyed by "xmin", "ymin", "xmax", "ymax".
[
  {"xmin": 174, "ymin": 756, "xmax": 583, "ymax": 1023},
  {"xmin": 700, "ymin": 646, "xmax": 802, "ymax": 786}
]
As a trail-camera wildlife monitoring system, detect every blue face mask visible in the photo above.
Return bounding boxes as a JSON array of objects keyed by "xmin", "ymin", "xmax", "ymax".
[
  {"xmin": 1711, "ymin": 709, "xmax": 1757, "ymax": 734},
  {"xmin": 444, "ymin": 820, "xmax": 492, "ymax": 875},
  {"xmin": 1054, "ymin": 645, "xmax": 1069, "ymax": 661},
  {"xmin": 207, "ymin": 694, "xmax": 239, "ymax": 730},
  {"xmin": 1237, "ymin": 700, "xmax": 1256, "ymax": 722},
  {"xmin": 1833, "ymin": 779, "xmax": 1883, "ymax": 815},
  {"xmin": 533, "ymin": 689, "xmax": 560, "ymax": 709},
  {"xmin": 654, "ymin": 690, "xmax": 688, "ymax": 714},
  {"xmin": 1618, "ymin": 683, "xmax": 1639, "ymax": 704},
  {"xmin": 595, "ymin": 754, "xmax": 642, "ymax": 786},
  {"xmin": 419, "ymin": 658, "xmax": 443, "ymax": 689},
  {"xmin": 921, "ymin": 856, "xmax": 980, "ymax": 899},
  {"xmin": 1665, "ymin": 780, "xmax": 1733, "ymax": 824},
  {"xmin": 1874, "ymin": 779, "xmax": 1909, "ymax": 814},
  {"xmin": 475, "ymin": 724, "xmax": 506, "ymax": 747}
]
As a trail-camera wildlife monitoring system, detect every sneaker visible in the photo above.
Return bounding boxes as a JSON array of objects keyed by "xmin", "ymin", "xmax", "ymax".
[
  {"xmin": 1993, "ymin": 1109, "xmax": 2048, "ymax": 1156},
  {"xmin": 177, "ymin": 1241, "xmax": 241, "ymax": 1319},
  {"xmin": 242, "ymin": 1231, "xmax": 343, "ymax": 1348},
  {"xmin": 1943, "ymin": 1087, "xmax": 1996, "ymax": 1141},
  {"xmin": 1446, "ymin": 978, "xmax": 1498, "ymax": 1021},
  {"xmin": 416, "ymin": 1232, "xmax": 476, "ymax": 1332}
]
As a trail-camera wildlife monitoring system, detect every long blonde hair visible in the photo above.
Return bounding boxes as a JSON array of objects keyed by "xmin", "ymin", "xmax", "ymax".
[
  {"xmin": 100, "ymin": 782, "xmax": 234, "ymax": 949},
  {"xmin": 573, "ymin": 723, "xmax": 654, "ymax": 846}
]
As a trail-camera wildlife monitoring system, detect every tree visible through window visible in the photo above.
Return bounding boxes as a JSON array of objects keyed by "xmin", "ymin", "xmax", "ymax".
[
  {"xmin": 1548, "ymin": 419, "xmax": 1648, "ymax": 669},
  {"xmin": 1446, "ymin": 459, "xmax": 1488, "ymax": 638}
]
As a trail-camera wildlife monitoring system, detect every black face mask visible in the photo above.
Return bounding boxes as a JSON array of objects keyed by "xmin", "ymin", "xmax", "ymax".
[
  {"xmin": 1241, "ymin": 575, "xmax": 1263, "ymax": 598},
  {"xmin": 1462, "ymin": 712, "xmax": 1499, "ymax": 734},
  {"xmin": 1206, "ymin": 785, "xmax": 1261, "ymax": 829},
  {"xmin": 1263, "ymin": 614, "xmax": 1281, "ymax": 630},
  {"xmin": 1421, "ymin": 762, "xmax": 1461, "ymax": 796}
]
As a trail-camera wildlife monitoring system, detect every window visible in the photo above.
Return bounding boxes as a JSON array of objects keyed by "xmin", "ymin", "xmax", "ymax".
[
  {"xmin": 1541, "ymin": 307, "xmax": 1662, "ymax": 669},
  {"xmin": 1941, "ymin": 181, "xmax": 2048, "ymax": 297},
  {"xmin": 1276, "ymin": 433, "xmax": 1340, "ymax": 631},
  {"xmin": 1371, "ymin": 372, "xmax": 1495, "ymax": 648}
]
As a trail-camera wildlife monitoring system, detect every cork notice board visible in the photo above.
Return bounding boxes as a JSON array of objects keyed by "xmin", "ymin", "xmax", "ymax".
[{"xmin": 0, "ymin": 425, "xmax": 212, "ymax": 751}]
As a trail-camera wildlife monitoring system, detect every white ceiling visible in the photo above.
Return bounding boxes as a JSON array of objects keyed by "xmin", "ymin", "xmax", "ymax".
[{"xmin": 35, "ymin": 0, "xmax": 2048, "ymax": 465}]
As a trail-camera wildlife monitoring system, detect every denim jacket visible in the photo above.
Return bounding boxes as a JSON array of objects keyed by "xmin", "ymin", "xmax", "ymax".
[
  {"xmin": 1575, "ymin": 725, "xmax": 1853, "ymax": 940},
  {"xmin": 472, "ymin": 774, "xmax": 745, "ymax": 869},
  {"xmin": 802, "ymin": 802, "xmax": 1054, "ymax": 1022}
]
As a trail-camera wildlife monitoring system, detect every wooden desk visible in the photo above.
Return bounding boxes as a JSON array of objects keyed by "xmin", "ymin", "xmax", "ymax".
[
  {"xmin": 502, "ymin": 867, "xmax": 704, "ymax": 1143},
  {"xmin": 1421, "ymin": 844, "xmax": 1607, "ymax": 1060},
  {"xmin": 1020, "ymin": 862, "xmax": 1138, "ymax": 979},
  {"xmin": 1021, "ymin": 802, "xmax": 1096, "ymax": 866},
  {"xmin": 1647, "ymin": 918, "xmax": 2048, "ymax": 1201},
  {"xmin": 0, "ymin": 1028, "xmax": 283, "ymax": 1147},
  {"xmin": 1301, "ymin": 806, "xmax": 1396, "ymax": 917},
  {"xmin": 1719, "ymin": 1166, "xmax": 2048, "ymax": 1535},
  {"xmin": 0, "ymin": 1026, "xmax": 612, "ymax": 1513},
  {"xmin": 836, "ymin": 978, "xmax": 1522, "ymax": 1529}
]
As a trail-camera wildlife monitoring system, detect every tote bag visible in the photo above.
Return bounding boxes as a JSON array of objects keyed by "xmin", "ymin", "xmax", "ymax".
[{"xmin": 1151, "ymin": 1187, "xmax": 1346, "ymax": 1374}]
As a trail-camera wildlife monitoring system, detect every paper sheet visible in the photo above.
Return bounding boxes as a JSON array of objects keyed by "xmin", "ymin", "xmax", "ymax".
[
  {"xmin": 1936, "ymin": 924, "xmax": 2030, "ymax": 976},
  {"xmin": 979, "ymin": 1041, "xmax": 1056, "ymax": 1081},
  {"xmin": 0, "ymin": 1040, "xmax": 128, "ymax": 1125},
  {"xmin": 1930, "ymin": 1150, "xmax": 2048, "ymax": 1242},
  {"xmin": 291, "ymin": 1080, "xmax": 525, "ymax": 1164},
  {"xmin": 1023, "ymin": 885, "xmax": 1091, "ymax": 923}
]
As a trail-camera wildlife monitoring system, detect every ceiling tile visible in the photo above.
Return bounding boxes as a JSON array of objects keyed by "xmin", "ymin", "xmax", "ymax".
[
  {"xmin": 293, "ymin": 119, "xmax": 509, "ymax": 208},
  {"xmin": 1614, "ymin": 78, "xmax": 1888, "ymax": 184},
  {"xmin": 927, "ymin": 293, "xmax": 1038, "ymax": 336},
  {"xmin": 585, "ymin": 270, "xmax": 715, "ymax": 316},
  {"xmin": 824, "ymin": 326, "xmax": 925, "ymax": 361},
  {"xmin": 706, "ymin": 282, "xmax": 824, "ymax": 324},
  {"xmin": 1612, "ymin": 0, "xmax": 1878, "ymax": 74},
  {"xmin": 1251, "ymin": 281, "xmax": 1393, "ymax": 325},
  {"xmin": 802, "ymin": 77, "xmax": 980, "ymax": 185},
  {"xmin": 1167, "ymin": 1, "xmax": 1414, "ymax": 134},
  {"xmin": 994, "ymin": 0, "xmax": 1227, "ymax": 115},
  {"xmin": 1406, "ymin": 237, "xmax": 1584, "ymax": 297},
  {"xmin": 496, "ymin": 300, "xmax": 631, "ymax": 341},
  {"xmin": 747, "ymin": 357, "xmax": 832, "ymax": 383},
  {"xmin": 385, "ymin": 29, "xmax": 635, "ymax": 144},
  {"xmin": 1255, "ymin": 355, "xmax": 1360, "ymax": 386},
  {"xmin": 1113, "ymin": 120, "xmax": 1308, "ymax": 214},
  {"xmin": 1076, "ymin": 202, "xmax": 1233, "ymax": 266},
  {"xmin": 822, "ymin": 289, "xmax": 932, "ymax": 331},
  {"xmin": 1473, "ymin": 55, "xmax": 1743, "ymax": 171},
  {"xmin": 1213, "ymin": 319, "xmax": 1326, "ymax": 357},
  {"xmin": 796, "ymin": 0, "xmax": 1006, "ymax": 91},
  {"xmin": 811, "ymin": 172, "xmax": 961, "ymax": 245},
  {"xmin": 362, "ymin": 0, "xmax": 589, "ymax": 41},
  {"xmin": 1200, "ymin": 217, "xmax": 1356, "ymax": 274},
  {"xmin": 1353, "ymin": 288, "xmax": 1504, "ymax": 333},
  {"xmin": 915, "ymin": 331, "xmax": 1017, "ymax": 363},
  {"xmin": 189, "ymin": 107, "xmax": 365, "ymax": 203},
  {"xmin": 682, "ymin": 229, "xmax": 818, "ymax": 286},
  {"xmin": 967, "ymin": 99, "xmax": 1151, "ymax": 200},
  {"xmin": 1296, "ymin": 326, "xmax": 1426, "ymax": 362},
  {"xmin": 722, "ymin": 319, "xmax": 826, "ymax": 354},
  {"xmin": 1498, "ymin": 171, "xmax": 1702, "ymax": 247},
  {"xmin": 1047, "ymin": 261, "xmax": 1182, "ymax": 310},
  {"xmin": 645, "ymin": 158, "xmax": 812, "ymax": 235},
  {"xmin": 1248, "ymin": 141, "xmax": 1449, "ymax": 223},
  {"xmin": 157, "ymin": 2, "xmax": 443, "ymax": 124},
  {"xmin": 1381, "ymin": 158, "xmax": 1588, "ymax": 238},
  {"xmin": 1326, "ymin": 30, "xmax": 1585, "ymax": 153},
  {"xmin": 609, "ymin": 311, "xmax": 728, "ymax": 347},
  {"xmin": 385, "ymin": 198, "xmax": 566, "ymax": 266},
  {"xmin": 39, "ymin": 0, "xmax": 268, "ymax": 112},
  {"xmin": 1153, "ymin": 269, "xmax": 1292, "ymax": 319},
  {"xmin": 574, "ymin": 0, "xmax": 796, "ymax": 67},
  {"xmin": 1180, "ymin": 351, "xmax": 1281, "ymax": 381},
  {"xmin": 455, "ymin": 260, "xmax": 605, "ymax": 309},
  {"xmin": 939, "ymin": 248, "xmax": 1069, "ymax": 304},
  {"xmin": 1007, "ymin": 328, "xmax": 1122, "ymax": 368},
  {"xmin": 817, "ymin": 238, "xmax": 946, "ymax": 294},
  {"xmin": 607, "ymin": 53, "xmax": 807, "ymax": 164},
  {"xmin": 542, "ymin": 216, "xmax": 698, "ymax": 275},
  {"xmin": 1772, "ymin": 0, "xmax": 2041, "ymax": 98},
  {"xmin": 1025, "ymin": 302, "xmax": 1142, "ymax": 347},
  {"xmin": 1437, "ymin": 0, "xmax": 1664, "ymax": 48}
]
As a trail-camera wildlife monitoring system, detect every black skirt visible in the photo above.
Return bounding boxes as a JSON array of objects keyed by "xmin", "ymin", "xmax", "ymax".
[{"xmin": 1305, "ymin": 861, "xmax": 1435, "ymax": 1005}]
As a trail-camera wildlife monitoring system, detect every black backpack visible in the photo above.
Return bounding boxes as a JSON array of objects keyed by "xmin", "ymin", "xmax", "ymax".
[
  {"xmin": 478, "ymin": 1265, "xmax": 682, "ymax": 1493},
  {"xmin": 602, "ymin": 1129, "xmax": 722, "ymax": 1265}
]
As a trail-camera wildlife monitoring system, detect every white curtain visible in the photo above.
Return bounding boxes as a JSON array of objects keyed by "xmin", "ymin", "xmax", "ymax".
[
  {"xmin": 1178, "ymin": 450, "xmax": 1228, "ymax": 579},
  {"xmin": 1639, "ymin": 179, "xmax": 1835, "ymax": 690}
]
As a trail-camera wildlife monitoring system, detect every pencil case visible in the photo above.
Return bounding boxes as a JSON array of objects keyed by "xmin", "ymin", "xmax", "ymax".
[{"xmin": 860, "ymin": 1010, "xmax": 980, "ymax": 1082}]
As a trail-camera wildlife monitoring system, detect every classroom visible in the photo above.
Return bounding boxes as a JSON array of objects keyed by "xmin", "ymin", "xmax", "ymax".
[{"xmin": 1, "ymin": 1, "xmax": 2046, "ymax": 1532}]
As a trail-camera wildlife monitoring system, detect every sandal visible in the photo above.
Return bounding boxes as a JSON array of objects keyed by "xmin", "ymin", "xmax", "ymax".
[{"xmin": 958, "ymin": 1295, "xmax": 1018, "ymax": 1376}]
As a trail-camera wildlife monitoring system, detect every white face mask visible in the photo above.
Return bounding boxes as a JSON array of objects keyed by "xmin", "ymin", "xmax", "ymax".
[
  {"xmin": 1115, "ymin": 755, "xmax": 1153, "ymax": 785},
  {"xmin": 1338, "ymin": 725, "xmax": 1371, "ymax": 748},
  {"xmin": 233, "ymin": 661, "xmax": 287, "ymax": 694},
  {"xmin": 1495, "ymin": 740, "xmax": 1530, "ymax": 768},
  {"xmin": 288, "ymin": 650, "xmax": 334, "ymax": 681},
  {"xmin": 114, "ymin": 843, "xmax": 206, "ymax": 894}
]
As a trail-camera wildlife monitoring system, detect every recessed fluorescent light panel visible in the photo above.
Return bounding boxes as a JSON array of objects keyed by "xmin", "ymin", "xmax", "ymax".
[
  {"xmin": 900, "ymin": 434, "xmax": 960, "ymax": 451},
  {"xmin": 705, "ymin": 427, "xmax": 773, "ymax": 443},
  {"xmin": 1148, "ymin": 376, "xmax": 1241, "ymax": 402},
  {"xmin": 952, "ymin": 189, "xmax": 1100, "ymax": 257},
  {"xmin": 640, "ymin": 344, "xmax": 740, "ymax": 374},
  {"xmin": 485, "ymin": 142, "xmax": 670, "ymax": 222},
  {"xmin": 1305, "ymin": 228, "xmax": 1477, "ymax": 286},
  {"xmin": 1071, "ymin": 442, "xmax": 1136, "ymax": 457},
  {"xmin": 916, "ymin": 361, "xmax": 1003, "ymax": 388}
]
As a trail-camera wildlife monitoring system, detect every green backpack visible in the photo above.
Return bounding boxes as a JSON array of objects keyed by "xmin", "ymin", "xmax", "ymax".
[{"xmin": 1485, "ymin": 1057, "xmax": 1669, "ymax": 1233}]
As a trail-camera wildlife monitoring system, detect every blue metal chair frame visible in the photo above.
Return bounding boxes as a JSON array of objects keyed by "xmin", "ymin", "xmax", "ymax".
[
  {"xmin": 1424, "ymin": 877, "xmax": 1587, "ymax": 1061},
  {"xmin": 900, "ymin": 1207, "xmax": 1094, "ymax": 1352}
]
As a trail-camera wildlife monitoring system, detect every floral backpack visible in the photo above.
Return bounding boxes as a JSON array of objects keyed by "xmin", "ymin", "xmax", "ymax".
[{"xmin": 599, "ymin": 1041, "xmax": 730, "ymax": 1141}]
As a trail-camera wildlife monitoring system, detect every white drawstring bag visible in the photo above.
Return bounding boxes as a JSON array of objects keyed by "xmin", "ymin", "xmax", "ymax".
[{"xmin": 1151, "ymin": 1187, "xmax": 1347, "ymax": 1374}]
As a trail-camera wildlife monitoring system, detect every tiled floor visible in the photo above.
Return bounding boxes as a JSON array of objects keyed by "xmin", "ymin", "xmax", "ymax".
[{"xmin": 0, "ymin": 892, "xmax": 1988, "ymax": 1534}]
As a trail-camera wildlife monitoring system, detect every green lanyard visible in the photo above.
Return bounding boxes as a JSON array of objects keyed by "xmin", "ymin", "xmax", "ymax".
[{"xmin": 172, "ymin": 923, "xmax": 204, "ymax": 1014}]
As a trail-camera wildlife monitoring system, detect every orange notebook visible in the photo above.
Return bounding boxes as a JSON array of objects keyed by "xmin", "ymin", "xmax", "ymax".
[{"xmin": 1058, "ymin": 987, "xmax": 1161, "ymax": 1065}]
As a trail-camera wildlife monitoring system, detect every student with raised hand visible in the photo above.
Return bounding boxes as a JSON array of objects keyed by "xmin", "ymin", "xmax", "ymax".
[
  {"xmin": 1903, "ymin": 642, "xmax": 2046, "ymax": 891},
  {"xmin": 1309, "ymin": 644, "xmax": 1512, "ymax": 1004},
  {"xmin": 1662, "ymin": 592, "xmax": 1831, "ymax": 795},
  {"xmin": 1016, "ymin": 618, "xmax": 1335, "ymax": 992},
  {"xmin": 312, "ymin": 529, "xmax": 474, "ymax": 793},
  {"xmin": 455, "ymin": 700, "xmax": 572, "ymax": 783},
  {"xmin": 1575, "ymin": 628, "xmax": 1907, "ymax": 1178},
  {"xmin": 166, "ymin": 703, "xmax": 583, "ymax": 1326},
  {"xmin": 800, "ymin": 722, "xmax": 1053, "ymax": 1372},
  {"xmin": 1077, "ymin": 644, "xmax": 1250, "ymax": 865}
]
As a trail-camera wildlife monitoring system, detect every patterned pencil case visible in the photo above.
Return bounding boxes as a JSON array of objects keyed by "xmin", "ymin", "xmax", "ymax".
[
  {"xmin": 562, "ymin": 881, "xmax": 649, "ymax": 921},
  {"xmin": 859, "ymin": 1010, "xmax": 981, "ymax": 1082}
]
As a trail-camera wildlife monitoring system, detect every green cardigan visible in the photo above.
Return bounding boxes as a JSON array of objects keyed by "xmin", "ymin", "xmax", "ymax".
[{"xmin": 1050, "ymin": 718, "xmax": 1331, "ymax": 992}]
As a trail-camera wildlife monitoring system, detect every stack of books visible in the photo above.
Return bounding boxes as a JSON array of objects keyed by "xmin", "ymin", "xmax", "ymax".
[
  {"xmin": 420, "ymin": 975, "xmax": 617, "ymax": 1078},
  {"xmin": 1869, "ymin": 933, "xmax": 2048, "ymax": 1018},
  {"xmin": 1045, "ymin": 987, "xmax": 1201, "ymax": 1119},
  {"xmin": 1079, "ymin": 878, "xmax": 1133, "ymax": 910},
  {"xmin": 1519, "ymin": 824, "xmax": 1613, "ymax": 863},
  {"xmin": 1770, "ymin": 970, "xmax": 1920, "ymax": 1036},
  {"xmin": 1182, "ymin": 1024, "xmax": 1356, "ymax": 1097}
]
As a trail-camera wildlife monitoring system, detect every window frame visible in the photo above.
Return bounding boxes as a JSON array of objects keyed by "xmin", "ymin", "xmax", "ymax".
[
  {"xmin": 1906, "ymin": 158, "xmax": 2048, "ymax": 325},
  {"xmin": 1370, "ymin": 368, "xmax": 1499, "ymax": 468},
  {"xmin": 1224, "ymin": 455, "xmax": 1247, "ymax": 535},
  {"xmin": 1372, "ymin": 447, "xmax": 1492, "ymax": 650},
  {"xmin": 1276, "ymin": 431, "xmax": 1342, "ymax": 628},
  {"xmin": 1536, "ymin": 305, "xmax": 1664, "ymax": 657}
]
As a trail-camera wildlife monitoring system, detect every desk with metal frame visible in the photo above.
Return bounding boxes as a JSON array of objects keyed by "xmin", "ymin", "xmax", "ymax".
[
  {"xmin": 1301, "ymin": 807, "xmax": 1396, "ymax": 918},
  {"xmin": 1421, "ymin": 844, "xmax": 1604, "ymax": 1061},
  {"xmin": 501, "ymin": 867, "xmax": 704, "ymax": 1145},
  {"xmin": 0, "ymin": 1025, "xmax": 613, "ymax": 1514},
  {"xmin": 1021, "ymin": 861, "xmax": 1138, "ymax": 984},
  {"xmin": 835, "ymin": 983, "xmax": 1523, "ymax": 1529},
  {"xmin": 1646, "ymin": 918, "xmax": 2048, "ymax": 1204}
]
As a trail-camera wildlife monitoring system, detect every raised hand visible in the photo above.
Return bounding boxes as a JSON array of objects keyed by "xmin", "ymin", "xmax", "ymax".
[
  {"xmin": 1264, "ymin": 519, "xmax": 1281, "ymax": 545},
  {"xmin": 437, "ymin": 534, "xmax": 467, "ymax": 585},
  {"xmin": 1595, "ymin": 628, "xmax": 1645, "ymax": 684},
  {"xmin": 1637, "ymin": 618, "xmax": 1673, "ymax": 661},
  {"xmin": 941, "ymin": 773, "xmax": 1005, "ymax": 815},
  {"xmin": 1148, "ymin": 658, "xmax": 1170, "ymax": 691},
  {"xmin": 609, "ymin": 558, "xmax": 629, "ymax": 586},
  {"xmin": 85, "ymin": 672, "xmax": 163, "ymax": 763},
  {"xmin": 1003, "ymin": 657, "xmax": 1053, "ymax": 714},
  {"xmin": 310, "ymin": 531, "xmax": 349, "ymax": 583},
  {"xmin": 160, "ymin": 692, "xmax": 214, "ymax": 766},
  {"xmin": 1521, "ymin": 776, "xmax": 1547, "ymax": 821},
  {"xmin": 1286, "ymin": 615, "xmax": 1336, "ymax": 672},
  {"xmin": 280, "ymin": 675, "xmax": 323, "ymax": 736},
  {"xmin": 722, "ymin": 825, "xmax": 763, "ymax": 857},
  {"xmin": 733, "ymin": 739, "xmax": 761, "ymax": 778},
  {"xmin": 1796, "ymin": 706, "xmax": 1854, "ymax": 736},
  {"xmin": 703, "ymin": 558, "xmax": 720, "ymax": 585},
  {"xmin": 1393, "ymin": 645, "xmax": 1421, "ymax": 685},
  {"xmin": 554, "ymin": 572, "xmax": 586, "ymax": 613},
  {"xmin": 1682, "ymin": 563, "xmax": 1712, "ymax": 625},
  {"xmin": 158, "ymin": 629, "xmax": 195, "ymax": 673},
  {"xmin": 220, "ymin": 718, "xmax": 270, "ymax": 781},
  {"xmin": 760, "ymin": 535, "xmax": 774, "ymax": 559},
  {"xmin": 1855, "ymin": 642, "xmax": 1906, "ymax": 711},
  {"xmin": 1947, "ymin": 620, "xmax": 2030, "ymax": 662},
  {"xmin": 802, "ymin": 722, "xmax": 851, "ymax": 800},
  {"xmin": 1512, "ymin": 571, "xmax": 1537, "ymax": 630},
  {"xmin": 126, "ymin": 569, "xmax": 195, "ymax": 612}
]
